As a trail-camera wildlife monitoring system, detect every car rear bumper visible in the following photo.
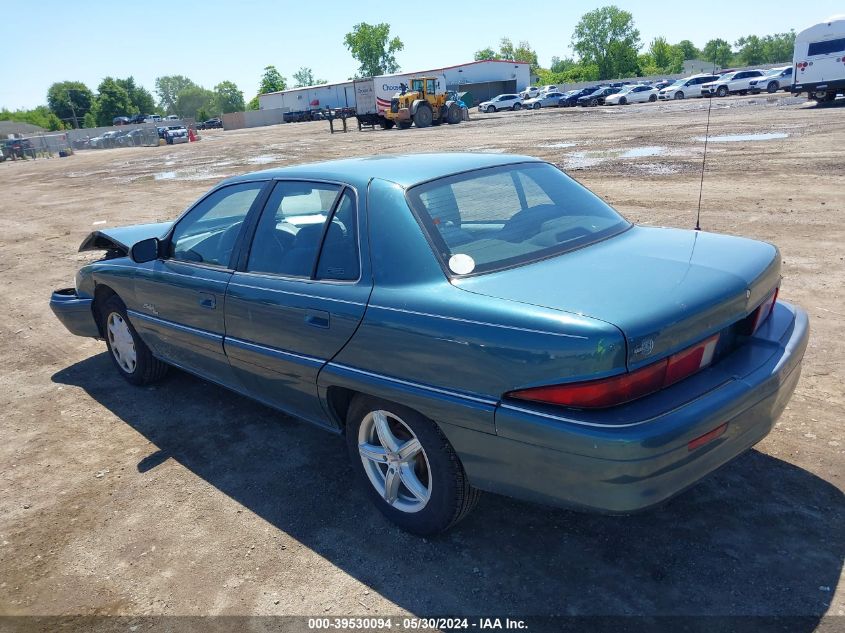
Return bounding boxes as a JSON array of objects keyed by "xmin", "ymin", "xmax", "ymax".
[
  {"xmin": 445, "ymin": 301, "xmax": 809, "ymax": 513},
  {"xmin": 50, "ymin": 288, "xmax": 100, "ymax": 338}
]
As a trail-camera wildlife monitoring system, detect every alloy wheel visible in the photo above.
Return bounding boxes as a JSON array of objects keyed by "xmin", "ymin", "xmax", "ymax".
[{"xmin": 358, "ymin": 410, "xmax": 431, "ymax": 513}]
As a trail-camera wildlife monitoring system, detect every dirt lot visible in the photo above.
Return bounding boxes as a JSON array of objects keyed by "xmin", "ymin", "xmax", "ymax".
[{"xmin": 0, "ymin": 94, "xmax": 843, "ymax": 628}]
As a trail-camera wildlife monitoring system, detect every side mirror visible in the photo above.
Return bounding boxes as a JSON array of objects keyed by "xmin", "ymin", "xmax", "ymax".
[{"xmin": 130, "ymin": 237, "xmax": 161, "ymax": 263}]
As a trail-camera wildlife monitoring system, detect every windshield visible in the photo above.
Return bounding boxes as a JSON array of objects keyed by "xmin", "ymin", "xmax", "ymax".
[
  {"xmin": 668, "ymin": 79, "xmax": 685, "ymax": 87},
  {"xmin": 406, "ymin": 163, "xmax": 631, "ymax": 276}
]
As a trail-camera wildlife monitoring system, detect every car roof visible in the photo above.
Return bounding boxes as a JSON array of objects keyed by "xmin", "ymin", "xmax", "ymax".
[{"xmin": 221, "ymin": 153, "xmax": 543, "ymax": 190}]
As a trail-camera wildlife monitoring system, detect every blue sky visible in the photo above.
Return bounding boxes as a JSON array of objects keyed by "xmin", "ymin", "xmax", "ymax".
[{"xmin": 2, "ymin": 0, "xmax": 841, "ymax": 110}]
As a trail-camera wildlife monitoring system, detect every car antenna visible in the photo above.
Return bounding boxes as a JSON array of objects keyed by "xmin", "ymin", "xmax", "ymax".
[{"xmin": 695, "ymin": 61, "xmax": 718, "ymax": 231}]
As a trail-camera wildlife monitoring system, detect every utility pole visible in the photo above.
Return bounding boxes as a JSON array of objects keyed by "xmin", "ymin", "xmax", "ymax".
[{"xmin": 66, "ymin": 89, "xmax": 80, "ymax": 129}]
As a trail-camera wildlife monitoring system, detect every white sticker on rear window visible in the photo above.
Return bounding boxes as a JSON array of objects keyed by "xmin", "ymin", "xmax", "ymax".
[{"xmin": 448, "ymin": 254, "xmax": 476, "ymax": 275}]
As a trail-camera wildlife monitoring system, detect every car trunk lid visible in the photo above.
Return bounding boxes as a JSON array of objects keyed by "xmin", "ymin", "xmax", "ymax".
[{"xmin": 454, "ymin": 226, "xmax": 780, "ymax": 369}]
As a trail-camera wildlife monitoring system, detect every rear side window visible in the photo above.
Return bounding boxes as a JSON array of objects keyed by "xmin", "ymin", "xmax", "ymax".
[
  {"xmin": 407, "ymin": 163, "xmax": 630, "ymax": 276},
  {"xmin": 247, "ymin": 182, "xmax": 358, "ymax": 280},
  {"xmin": 808, "ymin": 38, "xmax": 845, "ymax": 56}
]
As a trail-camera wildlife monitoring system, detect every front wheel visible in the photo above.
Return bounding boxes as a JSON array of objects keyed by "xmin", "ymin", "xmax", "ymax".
[
  {"xmin": 716, "ymin": 86, "xmax": 728, "ymax": 97},
  {"xmin": 532, "ymin": 102, "xmax": 540, "ymax": 109},
  {"xmin": 767, "ymin": 82, "xmax": 779, "ymax": 94},
  {"xmin": 99, "ymin": 295, "xmax": 168, "ymax": 385},
  {"xmin": 648, "ymin": 94, "xmax": 657, "ymax": 102},
  {"xmin": 346, "ymin": 396, "xmax": 480, "ymax": 535},
  {"xmin": 412, "ymin": 104, "xmax": 432, "ymax": 128},
  {"xmin": 487, "ymin": 105, "xmax": 497, "ymax": 113},
  {"xmin": 674, "ymin": 91, "xmax": 685, "ymax": 100},
  {"xmin": 618, "ymin": 97, "xmax": 627, "ymax": 105},
  {"xmin": 513, "ymin": 103, "xmax": 521, "ymax": 110}
]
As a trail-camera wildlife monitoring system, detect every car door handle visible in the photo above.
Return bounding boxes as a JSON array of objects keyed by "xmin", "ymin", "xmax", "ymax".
[
  {"xmin": 304, "ymin": 309, "xmax": 330, "ymax": 329},
  {"xmin": 198, "ymin": 293, "xmax": 217, "ymax": 309}
]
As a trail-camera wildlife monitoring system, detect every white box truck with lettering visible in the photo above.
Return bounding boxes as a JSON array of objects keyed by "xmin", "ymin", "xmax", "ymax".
[
  {"xmin": 792, "ymin": 15, "xmax": 845, "ymax": 102},
  {"xmin": 353, "ymin": 73, "xmax": 447, "ymax": 129}
]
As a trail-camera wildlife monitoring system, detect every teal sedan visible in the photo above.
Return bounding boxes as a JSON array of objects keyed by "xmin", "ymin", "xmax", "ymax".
[{"xmin": 50, "ymin": 153, "xmax": 809, "ymax": 535}]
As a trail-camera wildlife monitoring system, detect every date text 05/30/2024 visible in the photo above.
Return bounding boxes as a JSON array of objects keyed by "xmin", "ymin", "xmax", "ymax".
[{"xmin": 307, "ymin": 617, "xmax": 528, "ymax": 630}]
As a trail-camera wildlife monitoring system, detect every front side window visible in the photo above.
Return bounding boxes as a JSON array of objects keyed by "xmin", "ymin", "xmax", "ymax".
[
  {"xmin": 406, "ymin": 163, "xmax": 630, "ymax": 276},
  {"xmin": 247, "ymin": 181, "xmax": 358, "ymax": 280},
  {"xmin": 426, "ymin": 79, "xmax": 436, "ymax": 94},
  {"xmin": 170, "ymin": 182, "xmax": 265, "ymax": 266}
]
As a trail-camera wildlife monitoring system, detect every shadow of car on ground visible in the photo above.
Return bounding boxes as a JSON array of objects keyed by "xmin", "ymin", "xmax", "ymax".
[{"xmin": 53, "ymin": 353, "xmax": 844, "ymax": 626}]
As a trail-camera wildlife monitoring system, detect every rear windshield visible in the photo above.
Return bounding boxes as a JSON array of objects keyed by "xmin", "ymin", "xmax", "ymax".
[{"xmin": 406, "ymin": 162, "xmax": 630, "ymax": 276}]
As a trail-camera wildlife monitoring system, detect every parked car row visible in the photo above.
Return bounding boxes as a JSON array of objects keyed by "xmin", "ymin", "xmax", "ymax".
[
  {"xmin": 479, "ymin": 66, "xmax": 796, "ymax": 115},
  {"xmin": 195, "ymin": 118, "xmax": 223, "ymax": 130}
]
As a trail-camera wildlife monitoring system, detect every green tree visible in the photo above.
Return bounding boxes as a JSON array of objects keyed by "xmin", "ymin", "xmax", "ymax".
[
  {"xmin": 258, "ymin": 65, "xmax": 287, "ymax": 94},
  {"xmin": 735, "ymin": 35, "xmax": 766, "ymax": 66},
  {"xmin": 648, "ymin": 37, "xmax": 684, "ymax": 73},
  {"xmin": 82, "ymin": 112, "xmax": 97, "ymax": 128},
  {"xmin": 212, "ymin": 81, "xmax": 245, "ymax": 114},
  {"xmin": 115, "ymin": 77, "xmax": 156, "ymax": 115},
  {"xmin": 292, "ymin": 67, "xmax": 327, "ymax": 88},
  {"xmin": 0, "ymin": 105, "xmax": 64, "ymax": 131},
  {"xmin": 677, "ymin": 39, "xmax": 700, "ymax": 60},
  {"xmin": 572, "ymin": 5, "xmax": 641, "ymax": 79},
  {"xmin": 154, "ymin": 75, "xmax": 198, "ymax": 114},
  {"xmin": 46, "ymin": 81, "xmax": 93, "ymax": 128},
  {"xmin": 474, "ymin": 46, "xmax": 500, "ymax": 61},
  {"xmin": 498, "ymin": 38, "xmax": 540, "ymax": 73},
  {"xmin": 175, "ymin": 86, "xmax": 215, "ymax": 119},
  {"xmin": 343, "ymin": 22, "xmax": 403, "ymax": 77},
  {"xmin": 94, "ymin": 77, "xmax": 133, "ymax": 126},
  {"xmin": 246, "ymin": 96, "xmax": 260, "ymax": 110},
  {"xmin": 550, "ymin": 56, "xmax": 576, "ymax": 73},
  {"xmin": 702, "ymin": 38, "xmax": 733, "ymax": 68},
  {"xmin": 762, "ymin": 31, "xmax": 795, "ymax": 63}
]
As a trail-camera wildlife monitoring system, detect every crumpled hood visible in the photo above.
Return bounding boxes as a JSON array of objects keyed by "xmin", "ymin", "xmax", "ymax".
[
  {"xmin": 78, "ymin": 222, "xmax": 172, "ymax": 255},
  {"xmin": 454, "ymin": 226, "xmax": 780, "ymax": 368}
]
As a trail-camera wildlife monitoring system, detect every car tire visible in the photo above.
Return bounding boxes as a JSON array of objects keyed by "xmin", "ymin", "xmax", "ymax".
[
  {"xmin": 618, "ymin": 97, "xmax": 627, "ymax": 105},
  {"xmin": 716, "ymin": 86, "xmax": 728, "ymax": 97},
  {"xmin": 674, "ymin": 91, "xmax": 685, "ymax": 100},
  {"xmin": 446, "ymin": 103, "xmax": 461, "ymax": 124},
  {"xmin": 513, "ymin": 103, "xmax": 521, "ymax": 111},
  {"xmin": 648, "ymin": 94, "xmax": 657, "ymax": 102},
  {"xmin": 487, "ymin": 105, "xmax": 497, "ymax": 113},
  {"xmin": 590, "ymin": 98, "xmax": 598, "ymax": 106},
  {"xmin": 767, "ymin": 82, "xmax": 778, "ymax": 94},
  {"xmin": 532, "ymin": 102, "xmax": 541, "ymax": 109},
  {"xmin": 99, "ymin": 295, "xmax": 168, "ymax": 386},
  {"xmin": 345, "ymin": 395, "xmax": 480, "ymax": 535}
]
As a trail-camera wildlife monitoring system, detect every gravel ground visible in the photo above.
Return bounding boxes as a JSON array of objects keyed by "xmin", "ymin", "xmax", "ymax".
[{"xmin": 0, "ymin": 93, "xmax": 842, "ymax": 629}]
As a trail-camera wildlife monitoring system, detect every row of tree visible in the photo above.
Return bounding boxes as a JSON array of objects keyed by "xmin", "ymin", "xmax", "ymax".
[
  {"xmin": 2, "ymin": 9, "xmax": 798, "ymax": 131},
  {"xmin": 475, "ymin": 6, "xmax": 796, "ymax": 85}
]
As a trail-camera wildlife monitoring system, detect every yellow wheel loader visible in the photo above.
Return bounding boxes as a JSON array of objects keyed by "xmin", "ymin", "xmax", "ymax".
[{"xmin": 384, "ymin": 77, "xmax": 462, "ymax": 129}]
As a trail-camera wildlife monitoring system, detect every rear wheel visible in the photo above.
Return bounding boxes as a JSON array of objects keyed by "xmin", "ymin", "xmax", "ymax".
[
  {"xmin": 412, "ymin": 103, "xmax": 432, "ymax": 128},
  {"xmin": 716, "ymin": 86, "xmax": 728, "ymax": 97},
  {"xmin": 99, "ymin": 295, "xmax": 168, "ymax": 386},
  {"xmin": 346, "ymin": 395, "xmax": 480, "ymax": 535}
]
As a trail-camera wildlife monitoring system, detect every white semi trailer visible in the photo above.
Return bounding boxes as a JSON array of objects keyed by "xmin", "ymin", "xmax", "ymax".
[
  {"xmin": 793, "ymin": 15, "xmax": 845, "ymax": 101},
  {"xmin": 353, "ymin": 74, "xmax": 447, "ymax": 128}
]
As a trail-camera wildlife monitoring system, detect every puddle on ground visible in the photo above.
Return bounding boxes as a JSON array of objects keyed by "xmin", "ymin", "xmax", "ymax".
[
  {"xmin": 539, "ymin": 142, "xmax": 576, "ymax": 148},
  {"xmin": 154, "ymin": 170, "xmax": 227, "ymax": 181},
  {"xmin": 621, "ymin": 146, "xmax": 667, "ymax": 158},
  {"xmin": 155, "ymin": 171, "xmax": 176, "ymax": 180},
  {"xmin": 696, "ymin": 132, "xmax": 788, "ymax": 142},
  {"xmin": 248, "ymin": 155, "xmax": 282, "ymax": 164}
]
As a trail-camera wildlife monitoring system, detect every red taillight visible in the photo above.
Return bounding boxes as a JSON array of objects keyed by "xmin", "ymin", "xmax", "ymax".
[
  {"xmin": 507, "ymin": 334, "xmax": 721, "ymax": 410},
  {"xmin": 748, "ymin": 287, "xmax": 779, "ymax": 334}
]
